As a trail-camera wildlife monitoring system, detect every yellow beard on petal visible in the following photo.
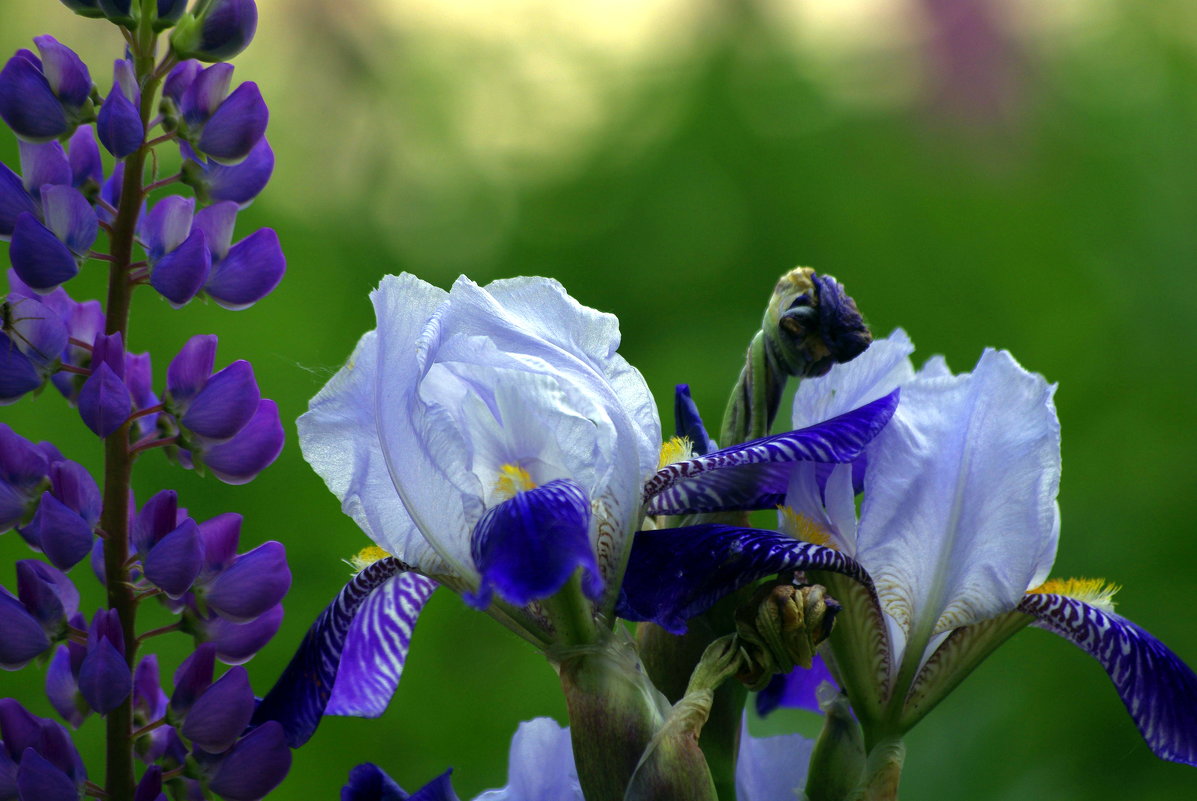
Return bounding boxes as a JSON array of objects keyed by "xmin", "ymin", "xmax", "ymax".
[
  {"xmin": 347, "ymin": 544, "xmax": 391, "ymax": 573},
  {"xmin": 657, "ymin": 436, "xmax": 694, "ymax": 469},
  {"xmin": 495, "ymin": 463, "xmax": 538, "ymax": 501},
  {"xmin": 778, "ymin": 505, "xmax": 837, "ymax": 549},
  {"xmin": 1027, "ymin": 577, "xmax": 1120, "ymax": 613}
]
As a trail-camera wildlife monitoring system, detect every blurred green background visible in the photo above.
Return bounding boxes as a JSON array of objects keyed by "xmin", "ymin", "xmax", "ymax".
[{"xmin": 3, "ymin": 0, "xmax": 1197, "ymax": 798}]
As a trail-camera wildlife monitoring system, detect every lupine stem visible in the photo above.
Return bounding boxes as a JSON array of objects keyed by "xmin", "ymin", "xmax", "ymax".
[{"xmin": 99, "ymin": 3, "xmax": 168, "ymax": 797}]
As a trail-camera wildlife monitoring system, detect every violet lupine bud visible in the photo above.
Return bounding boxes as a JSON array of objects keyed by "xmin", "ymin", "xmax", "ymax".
[
  {"xmin": 202, "ymin": 602, "xmax": 283, "ymax": 664},
  {"xmin": 97, "ymin": 60, "xmax": 144, "ymax": 158},
  {"xmin": 171, "ymin": 0, "xmax": 259, "ymax": 63},
  {"xmin": 166, "ymin": 62, "xmax": 268, "ymax": 164},
  {"xmin": 192, "ymin": 202, "xmax": 284, "ymax": 310},
  {"xmin": 15, "ymin": 560, "xmax": 78, "ymax": 638},
  {"xmin": 2, "ymin": 294, "xmax": 70, "ymax": 390},
  {"xmin": 45, "ymin": 645, "xmax": 87, "ymax": 728},
  {"xmin": 140, "ymin": 196, "xmax": 211, "ymax": 306},
  {"xmin": 0, "ymin": 700, "xmax": 87, "ymax": 801},
  {"xmin": 21, "ymin": 494, "xmax": 93, "ymax": 570},
  {"xmin": 156, "ymin": 0, "xmax": 189, "ymax": 30},
  {"xmin": 205, "ymin": 540, "xmax": 290, "ymax": 622},
  {"xmin": 58, "ymin": 1, "xmax": 105, "ymax": 20},
  {"xmin": 202, "ymin": 399, "xmax": 284, "ymax": 484},
  {"xmin": 181, "ymin": 665, "xmax": 254, "ymax": 753},
  {"xmin": 9, "ymin": 184, "xmax": 98, "ymax": 291},
  {"xmin": 132, "ymin": 488, "xmax": 182, "ymax": 555},
  {"xmin": 78, "ymin": 331, "xmax": 132, "ymax": 437},
  {"xmin": 0, "ymin": 424, "xmax": 49, "ymax": 532},
  {"xmin": 16, "ymin": 748, "xmax": 78, "ymax": 801},
  {"xmin": 0, "ymin": 39, "xmax": 93, "ymax": 142},
  {"xmin": 135, "ymin": 766, "xmax": 165, "ymax": 801},
  {"xmin": 131, "ymin": 656, "xmax": 178, "ymax": 765},
  {"xmin": 171, "ymin": 644, "xmax": 217, "ymax": 716},
  {"xmin": 97, "ymin": 0, "xmax": 135, "ymax": 25},
  {"xmin": 181, "ymin": 137, "xmax": 274, "ymax": 207},
  {"xmin": 181, "ymin": 359, "xmax": 260, "ymax": 441},
  {"xmin": 144, "ymin": 518, "xmax": 204, "ymax": 598},
  {"xmin": 0, "ymin": 587, "xmax": 50, "ymax": 668},
  {"xmin": 206, "ymin": 720, "xmax": 291, "ymax": 801},
  {"xmin": 67, "ymin": 127, "xmax": 103, "ymax": 193},
  {"xmin": 77, "ymin": 609, "xmax": 131, "ymax": 714}
]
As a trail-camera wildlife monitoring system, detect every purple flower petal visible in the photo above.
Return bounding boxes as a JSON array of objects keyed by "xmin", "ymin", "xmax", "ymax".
[
  {"xmin": 171, "ymin": 643, "xmax": 216, "ymax": 716},
  {"xmin": 198, "ymin": 512, "xmax": 241, "ymax": 575},
  {"xmin": 151, "ymin": 228, "xmax": 211, "ymax": 307},
  {"xmin": 67, "ymin": 126, "xmax": 102, "ymax": 189},
  {"xmin": 166, "ymin": 334, "xmax": 218, "ymax": 410},
  {"xmin": 756, "ymin": 654, "xmax": 837, "ymax": 716},
  {"xmin": 644, "ymin": 390, "xmax": 899, "ymax": 516},
  {"xmin": 9, "ymin": 213, "xmax": 78, "ymax": 291},
  {"xmin": 205, "ymin": 227, "xmax": 284, "ymax": 310},
  {"xmin": 181, "ymin": 665, "xmax": 254, "ymax": 754},
  {"xmin": 0, "ymin": 55, "xmax": 68, "ymax": 141},
  {"xmin": 164, "ymin": 60, "xmax": 201, "ymax": 105},
  {"xmin": 40, "ymin": 185, "xmax": 97, "ymax": 255},
  {"xmin": 0, "ymin": 698, "xmax": 42, "ymax": 760},
  {"xmin": 134, "ymin": 766, "xmax": 163, "ymax": 801},
  {"xmin": 15, "ymin": 748, "xmax": 77, "ymax": 801},
  {"xmin": 25, "ymin": 492, "xmax": 93, "ymax": 570},
  {"xmin": 616, "ymin": 524, "xmax": 874, "ymax": 634},
  {"xmin": 133, "ymin": 489, "xmax": 180, "ymax": 554},
  {"xmin": 209, "ymin": 720, "xmax": 290, "ymax": 801},
  {"xmin": 7, "ymin": 295, "xmax": 69, "ymax": 375},
  {"xmin": 196, "ymin": 137, "xmax": 274, "ymax": 207},
  {"xmin": 192, "ymin": 201, "xmax": 238, "ymax": 260},
  {"xmin": 207, "ymin": 602, "xmax": 283, "ymax": 665},
  {"xmin": 204, "ymin": 399, "xmax": 284, "ymax": 484},
  {"xmin": 181, "ymin": 359, "xmax": 259, "ymax": 440},
  {"xmin": 342, "ymin": 763, "xmax": 408, "ymax": 801},
  {"xmin": 0, "ymin": 589, "xmax": 50, "ymax": 668},
  {"xmin": 33, "ymin": 36, "xmax": 91, "ymax": 110},
  {"xmin": 144, "ymin": 519, "xmax": 203, "ymax": 598},
  {"xmin": 206, "ymin": 540, "xmax": 290, "ymax": 622},
  {"xmin": 180, "ymin": 63, "xmax": 233, "ymax": 125},
  {"xmin": 198, "ymin": 82, "xmax": 267, "ymax": 163},
  {"xmin": 673, "ymin": 383, "xmax": 714, "ymax": 456},
  {"xmin": 141, "ymin": 195, "xmax": 196, "ymax": 260},
  {"xmin": 178, "ymin": 0, "xmax": 259, "ymax": 63},
  {"xmin": 254, "ymin": 558, "xmax": 430, "ymax": 747},
  {"xmin": 90, "ymin": 331, "xmax": 125, "ymax": 378},
  {"xmin": 96, "ymin": 81, "xmax": 144, "ymax": 158},
  {"xmin": 16, "ymin": 559, "xmax": 78, "ymax": 630},
  {"xmin": 45, "ymin": 646, "xmax": 87, "ymax": 728},
  {"xmin": 0, "ymin": 333, "xmax": 40, "ymax": 403},
  {"xmin": 0, "ymin": 160, "xmax": 37, "ymax": 238},
  {"xmin": 467, "ymin": 478, "xmax": 599, "ymax": 608},
  {"xmin": 77, "ymin": 637, "xmax": 131, "ymax": 714},
  {"xmin": 133, "ymin": 654, "xmax": 168, "ymax": 722},
  {"xmin": 19, "ymin": 140, "xmax": 71, "ymax": 196},
  {"xmin": 78, "ymin": 362, "xmax": 131, "ymax": 437},
  {"xmin": 48, "ymin": 459, "xmax": 100, "ymax": 526},
  {"xmin": 1019, "ymin": 592, "xmax": 1197, "ymax": 766}
]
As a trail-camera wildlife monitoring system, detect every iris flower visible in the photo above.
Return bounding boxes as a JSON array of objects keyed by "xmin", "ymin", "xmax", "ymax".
[
  {"xmin": 619, "ymin": 331, "xmax": 1197, "ymax": 767},
  {"xmin": 255, "ymin": 272, "xmax": 896, "ymax": 745}
]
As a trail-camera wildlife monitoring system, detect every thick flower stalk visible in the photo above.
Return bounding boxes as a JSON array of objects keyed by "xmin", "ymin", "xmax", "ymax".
[{"xmin": 1, "ymin": 2, "xmax": 288, "ymax": 800}]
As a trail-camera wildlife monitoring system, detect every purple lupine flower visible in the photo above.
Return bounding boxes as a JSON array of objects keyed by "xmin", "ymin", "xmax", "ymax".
[
  {"xmin": 193, "ymin": 202, "xmax": 284, "ymax": 309},
  {"xmin": 131, "ymin": 655, "xmax": 175, "ymax": 763},
  {"xmin": 67, "ymin": 126, "xmax": 103, "ymax": 191},
  {"xmin": 201, "ymin": 398, "xmax": 284, "ymax": 483},
  {"xmin": 0, "ymin": 586, "xmax": 50, "ymax": 668},
  {"xmin": 0, "ymin": 331, "xmax": 42, "ymax": 404},
  {"xmin": 0, "ymin": 423, "xmax": 50, "ymax": 532},
  {"xmin": 165, "ymin": 62, "xmax": 268, "ymax": 163},
  {"xmin": 204, "ymin": 720, "xmax": 290, "ymax": 801},
  {"xmin": 58, "ymin": 0, "xmax": 105, "ymax": 20},
  {"xmin": 0, "ymin": 700, "xmax": 88, "ymax": 801},
  {"xmin": 179, "ymin": 359, "xmax": 260, "ymax": 441},
  {"xmin": 45, "ymin": 642, "xmax": 88, "ymax": 728},
  {"xmin": 204, "ymin": 540, "xmax": 289, "ymax": 622},
  {"xmin": 200, "ymin": 601, "xmax": 283, "ymax": 664},
  {"xmin": 2, "ymin": 293, "xmax": 70, "ymax": 386},
  {"xmin": 181, "ymin": 137, "xmax": 274, "ymax": 207},
  {"xmin": 78, "ymin": 331, "xmax": 132, "ymax": 437},
  {"xmin": 125, "ymin": 350, "xmax": 160, "ymax": 439},
  {"xmin": 139, "ymin": 196, "xmax": 211, "ymax": 306},
  {"xmin": 0, "ymin": 38, "xmax": 93, "ymax": 142},
  {"xmin": 171, "ymin": 0, "xmax": 259, "ymax": 63},
  {"xmin": 21, "ymin": 493, "xmax": 93, "ymax": 570},
  {"xmin": 77, "ymin": 608, "xmax": 131, "ymax": 714},
  {"xmin": 179, "ymin": 665, "xmax": 254, "ymax": 753},
  {"xmin": 143, "ymin": 518, "xmax": 203, "ymax": 598},
  {"xmin": 9, "ymin": 185, "xmax": 98, "ymax": 291},
  {"xmin": 170, "ymin": 643, "xmax": 216, "ymax": 717},
  {"xmin": 15, "ymin": 560, "xmax": 78, "ymax": 639},
  {"xmin": 0, "ymin": 140, "xmax": 73, "ymax": 239},
  {"xmin": 156, "ymin": 0, "xmax": 189, "ymax": 30},
  {"xmin": 97, "ymin": 0, "xmax": 135, "ymax": 25},
  {"xmin": 96, "ymin": 60, "xmax": 144, "ymax": 158}
]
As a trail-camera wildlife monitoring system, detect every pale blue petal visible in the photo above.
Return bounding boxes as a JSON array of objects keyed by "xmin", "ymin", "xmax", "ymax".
[
  {"xmin": 735, "ymin": 725, "xmax": 813, "ymax": 801},
  {"xmin": 792, "ymin": 328, "xmax": 915, "ymax": 429},
  {"xmin": 473, "ymin": 718, "xmax": 583, "ymax": 801}
]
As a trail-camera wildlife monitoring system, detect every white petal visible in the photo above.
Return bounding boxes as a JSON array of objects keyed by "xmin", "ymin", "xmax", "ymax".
[
  {"xmin": 735, "ymin": 721, "xmax": 813, "ymax": 801},
  {"xmin": 792, "ymin": 328, "xmax": 915, "ymax": 429},
  {"xmin": 473, "ymin": 718, "xmax": 583, "ymax": 801},
  {"xmin": 855, "ymin": 349, "xmax": 1061, "ymax": 661}
]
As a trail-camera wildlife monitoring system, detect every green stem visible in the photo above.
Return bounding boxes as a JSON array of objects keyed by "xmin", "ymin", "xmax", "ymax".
[{"xmin": 101, "ymin": 4, "xmax": 163, "ymax": 798}]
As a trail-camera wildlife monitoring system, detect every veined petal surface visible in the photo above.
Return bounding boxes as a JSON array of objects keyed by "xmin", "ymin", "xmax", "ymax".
[{"xmin": 791, "ymin": 328, "xmax": 915, "ymax": 429}]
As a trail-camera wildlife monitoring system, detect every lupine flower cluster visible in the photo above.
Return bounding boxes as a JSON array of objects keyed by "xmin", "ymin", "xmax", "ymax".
[{"xmin": 1, "ymin": 2, "xmax": 290, "ymax": 800}]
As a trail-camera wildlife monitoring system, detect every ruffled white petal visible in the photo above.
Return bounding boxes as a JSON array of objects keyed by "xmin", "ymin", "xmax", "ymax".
[
  {"xmin": 792, "ymin": 328, "xmax": 915, "ymax": 429},
  {"xmin": 855, "ymin": 349, "xmax": 1060, "ymax": 660}
]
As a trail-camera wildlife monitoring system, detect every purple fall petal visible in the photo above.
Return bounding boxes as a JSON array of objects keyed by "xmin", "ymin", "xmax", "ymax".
[
  {"xmin": 25, "ymin": 492, "xmax": 93, "ymax": 570},
  {"xmin": 468, "ymin": 479, "xmax": 599, "ymax": 609},
  {"xmin": 254, "ymin": 557, "xmax": 429, "ymax": 747},
  {"xmin": 9, "ymin": 213, "xmax": 78, "ymax": 291},
  {"xmin": 181, "ymin": 665, "xmax": 255, "ymax": 754},
  {"xmin": 616, "ymin": 524, "xmax": 874, "ymax": 634},
  {"xmin": 0, "ymin": 589, "xmax": 50, "ymax": 668},
  {"xmin": 96, "ymin": 84, "xmax": 144, "ymax": 158},
  {"xmin": 15, "ymin": 748, "xmax": 77, "ymax": 801},
  {"xmin": 78, "ymin": 362, "xmax": 131, "ymax": 437},
  {"xmin": 77, "ymin": 638, "xmax": 131, "ymax": 714},
  {"xmin": 644, "ymin": 390, "xmax": 899, "ymax": 516},
  {"xmin": 198, "ymin": 82, "xmax": 267, "ymax": 163},
  {"xmin": 144, "ymin": 519, "xmax": 203, "ymax": 598},
  {"xmin": 207, "ymin": 602, "xmax": 283, "ymax": 664},
  {"xmin": 0, "ymin": 55, "xmax": 68, "ymax": 141},
  {"xmin": 151, "ymin": 228, "xmax": 211, "ymax": 307},
  {"xmin": 181, "ymin": 359, "xmax": 259, "ymax": 440},
  {"xmin": 205, "ymin": 227, "xmax": 285, "ymax": 309},
  {"xmin": 209, "ymin": 721, "xmax": 291, "ymax": 801},
  {"xmin": 204, "ymin": 398, "xmax": 284, "ymax": 484},
  {"xmin": 206, "ymin": 540, "xmax": 290, "ymax": 622},
  {"xmin": 1019, "ymin": 592, "xmax": 1197, "ymax": 766}
]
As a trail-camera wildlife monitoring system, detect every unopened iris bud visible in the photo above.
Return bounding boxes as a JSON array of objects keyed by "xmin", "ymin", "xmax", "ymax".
[
  {"xmin": 171, "ymin": 0, "xmax": 259, "ymax": 63},
  {"xmin": 180, "ymin": 665, "xmax": 255, "ymax": 753},
  {"xmin": 766, "ymin": 267, "xmax": 872, "ymax": 378},
  {"xmin": 734, "ymin": 580, "xmax": 839, "ymax": 690},
  {"xmin": 0, "ymin": 38, "xmax": 94, "ymax": 142}
]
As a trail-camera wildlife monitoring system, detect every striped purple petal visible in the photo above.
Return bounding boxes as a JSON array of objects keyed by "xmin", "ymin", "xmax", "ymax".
[
  {"xmin": 253, "ymin": 556, "xmax": 432, "ymax": 747},
  {"xmin": 468, "ymin": 478, "xmax": 600, "ymax": 609},
  {"xmin": 616, "ymin": 524, "xmax": 873, "ymax": 634},
  {"xmin": 644, "ymin": 390, "xmax": 898, "ymax": 516},
  {"xmin": 1018, "ymin": 592, "xmax": 1197, "ymax": 766}
]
